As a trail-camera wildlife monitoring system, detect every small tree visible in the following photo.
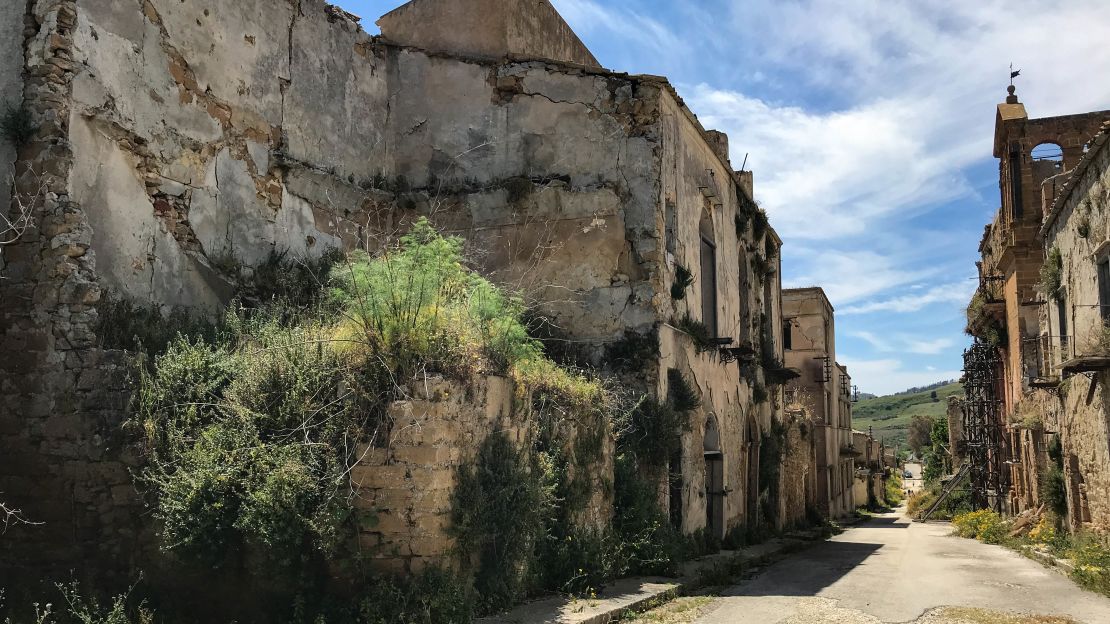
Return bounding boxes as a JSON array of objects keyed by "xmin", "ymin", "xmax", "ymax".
[{"xmin": 908, "ymin": 415, "xmax": 934, "ymax": 458}]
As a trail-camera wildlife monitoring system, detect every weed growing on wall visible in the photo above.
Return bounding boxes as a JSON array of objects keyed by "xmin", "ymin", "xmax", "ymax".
[
  {"xmin": 671, "ymin": 264, "xmax": 695, "ymax": 300},
  {"xmin": 604, "ymin": 328, "xmax": 660, "ymax": 371},
  {"xmin": 452, "ymin": 432, "xmax": 548, "ymax": 614},
  {"xmin": 0, "ymin": 103, "xmax": 36, "ymax": 147},
  {"xmin": 673, "ymin": 314, "xmax": 716, "ymax": 352},
  {"xmin": 1040, "ymin": 246, "xmax": 1064, "ymax": 301},
  {"xmin": 965, "ymin": 292, "xmax": 1007, "ymax": 347}
]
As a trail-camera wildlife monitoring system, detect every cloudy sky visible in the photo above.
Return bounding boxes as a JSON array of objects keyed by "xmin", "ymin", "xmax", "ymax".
[{"xmin": 345, "ymin": 0, "xmax": 1110, "ymax": 395}]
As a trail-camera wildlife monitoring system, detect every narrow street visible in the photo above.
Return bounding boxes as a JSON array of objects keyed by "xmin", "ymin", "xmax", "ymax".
[{"xmin": 694, "ymin": 510, "xmax": 1110, "ymax": 624}]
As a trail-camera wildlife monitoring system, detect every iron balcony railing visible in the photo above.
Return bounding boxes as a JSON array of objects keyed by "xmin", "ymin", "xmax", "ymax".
[
  {"xmin": 979, "ymin": 273, "xmax": 1005, "ymax": 304},
  {"xmin": 1021, "ymin": 335, "xmax": 1072, "ymax": 384}
]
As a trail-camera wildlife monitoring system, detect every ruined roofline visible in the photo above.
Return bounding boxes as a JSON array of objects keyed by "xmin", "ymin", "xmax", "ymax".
[
  {"xmin": 376, "ymin": 0, "xmax": 601, "ymax": 68},
  {"xmin": 1040, "ymin": 120, "xmax": 1110, "ymax": 238},
  {"xmin": 783, "ymin": 286, "xmax": 835, "ymax": 312},
  {"xmin": 370, "ymin": 37, "xmax": 750, "ymax": 204},
  {"xmin": 1025, "ymin": 109, "xmax": 1110, "ymax": 125}
]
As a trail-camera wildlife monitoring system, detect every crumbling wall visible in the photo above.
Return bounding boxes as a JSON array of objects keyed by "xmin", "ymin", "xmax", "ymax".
[
  {"xmin": 1042, "ymin": 126, "xmax": 1110, "ymax": 532},
  {"xmin": 652, "ymin": 90, "xmax": 785, "ymax": 536},
  {"xmin": 0, "ymin": 0, "xmax": 151, "ymax": 585},
  {"xmin": 778, "ymin": 407, "xmax": 814, "ymax": 529},
  {"xmin": 376, "ymin": 0, "xmax": 600, "ymax": 68}
]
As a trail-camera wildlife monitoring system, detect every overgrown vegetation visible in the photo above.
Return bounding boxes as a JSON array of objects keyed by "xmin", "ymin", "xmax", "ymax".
[
  {"xmin": 735, "ymin": 190, "xmax": 769, "ymax": 243},
  {"xmin": 1041, "ymin": 436, "xmax": 1068, "ymax": 518},
  {"xmin": 0, "ymin": 103, "xmax": 36, "ymax": 147},
  {"xmin": 672, "ymin": 314, "xmax": 716, "ymax": 353},
  {"xmin": 129, "ymin": 219, "xmax": 622, "ymax": 621},
  {"xmin": 906, "ymin": 471, "xmax": 971, "ymax": 521},
  {"xmin": 0, "ymin": 582, "xmax": 153, "ymax": 624},
  {"xmin": 1041, "ymin": 246, "xmax": 1064, "ymax": 302},
  {"xmin": 884, "ymin": 471, "xmax": 904, "ymax": 507},
  {"xmin": 965, "ymin": 292, "xmax": 1007, "ymax": 347},
  {"xmin": 604, "ymin": 329, "xmax": 660, "ymax": 372},
  {"xmin": 922, "ymin": 416, "xmax": 950, "ymax": 484},
  {"xmin": 670, "ymin": 264, "xmax": 695, "ymax": 301}
]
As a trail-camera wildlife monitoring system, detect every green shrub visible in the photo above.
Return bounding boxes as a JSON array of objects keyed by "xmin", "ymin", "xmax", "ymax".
[
  {"xmin": 620, "ymin": 396, "xmax": 688, "ymax": 471},
  {"xmin": 452, "ymin": 432, "xmax": 548, "ymax": 615},
  {"xmin": 667, "ymin": 368, "xmax": 700, "ymax": 413},
  {"xmin": 1069, "ymin": 535, "xmax": 1110, "ymax": 597},
  {"xmin": 884, "ymin": 472, "xmax": 904, "ymax": 506},
  {"xmin": 1041, "ymin": 246, "xmax": 1064, "ymax": 302},
  {"xmin": 132, "ymin": 219, "xmax": 612, "ymax": 607},
  {"xmin": 611, "ymin": 453, "xmax": 685, "ymax": 577},
  {"xmin": 673, "ymin": 314, "xmax": 716, "ymax": 353},
  {"xmin": 965, "ymin": 292, "xmax": 1007, "ymax": 347}
]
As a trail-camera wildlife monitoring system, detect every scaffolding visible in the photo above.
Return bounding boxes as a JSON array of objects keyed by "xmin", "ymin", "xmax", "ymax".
[{"xmin": 961, "ymin": 340, "xmax": 1010, "ymax": 513}]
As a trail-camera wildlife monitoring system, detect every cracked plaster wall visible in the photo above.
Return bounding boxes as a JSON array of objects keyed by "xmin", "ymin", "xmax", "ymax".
[
  {"xmin": 1041, "ymin": 135, "xmax": 1110, "ymax": 532},
  {"xmin": 2, "ymin": 0, "xmax": 791, "ymax": 582}
]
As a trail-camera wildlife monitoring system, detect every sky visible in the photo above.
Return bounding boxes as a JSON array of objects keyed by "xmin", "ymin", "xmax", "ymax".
[{"xmin": 342, "ymin": 0, "xmax": 1110, "ymax": 395}]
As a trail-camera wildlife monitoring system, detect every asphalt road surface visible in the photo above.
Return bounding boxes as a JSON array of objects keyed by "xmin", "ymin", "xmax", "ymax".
[{"xmin": 695, "ymin": 510, "xmax": 1110, "ymax": 624}]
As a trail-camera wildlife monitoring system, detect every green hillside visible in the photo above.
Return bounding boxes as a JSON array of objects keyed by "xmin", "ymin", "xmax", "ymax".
[{"xmin": 851, "ymin": 382, "xmax": 964, "ymax": 450}]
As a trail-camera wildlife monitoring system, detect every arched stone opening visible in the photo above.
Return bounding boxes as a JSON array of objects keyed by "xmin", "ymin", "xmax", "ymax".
[{"xmin": 703, "ymin": 413, "xmax": 725, "ymax": 540}]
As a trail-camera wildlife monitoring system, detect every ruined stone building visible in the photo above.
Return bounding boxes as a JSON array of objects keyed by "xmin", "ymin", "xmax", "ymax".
[
  {"xmin": 967, "ymin": 86, "xmax": 1110, "ymax": 528},
  {"xmin": 1036, "ymin": 119, "xmax": 1110, "ymax": 533},
  {"xmin": 851, "ymin": 429, "xmax": 889, "ymax": 508},
  {"xmin": 0, "ymin": 0, "xmax": 825, "ymax": 586},
  {"xmin": 783, "ymin": 287, "xmax": 857, "ymax": 518}
]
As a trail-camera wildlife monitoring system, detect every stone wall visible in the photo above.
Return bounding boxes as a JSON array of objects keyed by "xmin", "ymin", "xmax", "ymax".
[
  {"xmin": 1041, "ymin": 124, "xmax": 1110, "ymax": 532},
  {"xmin": 778, "ymin": 406, "xmax": 815, "ymax": 529},
  {"xmin": 350, "ymin": 374, "xmax": 613, "ymax": 575}
]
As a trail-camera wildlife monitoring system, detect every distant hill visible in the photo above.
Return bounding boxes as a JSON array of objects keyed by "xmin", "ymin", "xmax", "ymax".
[{"xmin": 851, "ymin": 382, "xmax": 964, "ymax": 450}]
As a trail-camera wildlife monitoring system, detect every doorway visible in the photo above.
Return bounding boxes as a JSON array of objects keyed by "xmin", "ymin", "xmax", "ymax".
[{"xmin": 704, "ymin": 415, "xmax": 725, "ymax": 540}]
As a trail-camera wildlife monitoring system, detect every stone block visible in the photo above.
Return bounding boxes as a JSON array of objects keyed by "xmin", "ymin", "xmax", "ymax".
[
  {"xmin": 392, "ymin": 445, "xmax": 457, "ymax": 466},
  {"xmin": 350, "ymin": 463, "xmax": 409, "ymax": 489}
]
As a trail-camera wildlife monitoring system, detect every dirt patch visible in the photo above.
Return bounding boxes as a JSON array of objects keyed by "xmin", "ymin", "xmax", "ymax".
[
  {"xmin": 919, "ymin": 606, "xmax": 1080, "ymax": 624},
  {"xmin": 625, "ymin": 596, "xmax": 715, "ymax": 624}
]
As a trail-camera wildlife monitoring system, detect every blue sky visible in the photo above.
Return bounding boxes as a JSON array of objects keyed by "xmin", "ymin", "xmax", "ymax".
[{"xmin": 341, "ymin": 0, "xmax": 1110, "ymax": 395}]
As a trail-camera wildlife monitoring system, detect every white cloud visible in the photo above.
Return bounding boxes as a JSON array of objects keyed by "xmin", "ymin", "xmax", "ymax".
[
  {"xmin": 904, "ymin": 337, "xmax": 955, "ymax": 355},
  {"xmin": 840, "ymin": 282, "xmax": 976, "ymax": 315},
  {"xmin": 851, "ymin": 331, "xmax": 891, "ymax": 352}
]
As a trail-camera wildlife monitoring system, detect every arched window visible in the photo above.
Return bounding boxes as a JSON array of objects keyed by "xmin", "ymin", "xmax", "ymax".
[
  {"xmin": 699, "ymin": 208, "xmax": 717, "ymax": 337},
  {"xmin": 1031, "ymin": 142, "xmax": 1064, "ymax": 162},
  {"xmin": 1031, "ymin": 142, "xmax": 1065, "ymax": 187}
]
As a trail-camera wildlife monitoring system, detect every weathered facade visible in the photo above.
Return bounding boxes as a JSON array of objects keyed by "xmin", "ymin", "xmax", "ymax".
[
  {"xmin": 1037, "ymin": 119, "xmax": 1110, "ymax": 533},
  {"xmin": 0, "ymin": 0, "xmax": 800, "ymax": 585},
  {"xmin": 783, "ymin": 287, "xmax": 856, "ymax": 518},
  {"xmin": 968, "ymin": 86, "xmax": 1110, "ymax": 528}
]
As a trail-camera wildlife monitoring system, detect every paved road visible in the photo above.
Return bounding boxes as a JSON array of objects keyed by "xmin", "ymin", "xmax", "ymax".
[{"xmin": 696, "ymin": 509, "xmax": 1110, "ymax": 624}]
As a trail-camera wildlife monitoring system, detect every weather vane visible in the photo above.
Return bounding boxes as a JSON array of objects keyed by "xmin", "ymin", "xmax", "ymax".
[{"xmin": 1010, "ymin": 63, "xmax": 1021, "ymax": 86}]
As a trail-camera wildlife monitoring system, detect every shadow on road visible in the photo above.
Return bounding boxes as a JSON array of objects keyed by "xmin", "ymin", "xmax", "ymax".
[
  {"xmin": 856, "ymin": 515, "xmax": 912, "ymax": 529},
  {"xmin": 719, "ymin": 520, "xmax": 902, "ymax": 598}
]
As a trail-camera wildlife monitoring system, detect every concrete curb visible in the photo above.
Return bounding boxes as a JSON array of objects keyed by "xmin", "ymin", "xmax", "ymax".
[
  {"xmin": 478, "ymin": 528, "xmax": 833, "ymax": 624},
  {"xmin": 1019, "ymin": 545, "xmax": 1077, "ymax": 576}
]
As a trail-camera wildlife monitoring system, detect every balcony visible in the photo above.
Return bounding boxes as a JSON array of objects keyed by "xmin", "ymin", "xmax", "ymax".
[{"xmin": 979, "ymin": 273, "xmax": 1005, "ymax": 305}]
